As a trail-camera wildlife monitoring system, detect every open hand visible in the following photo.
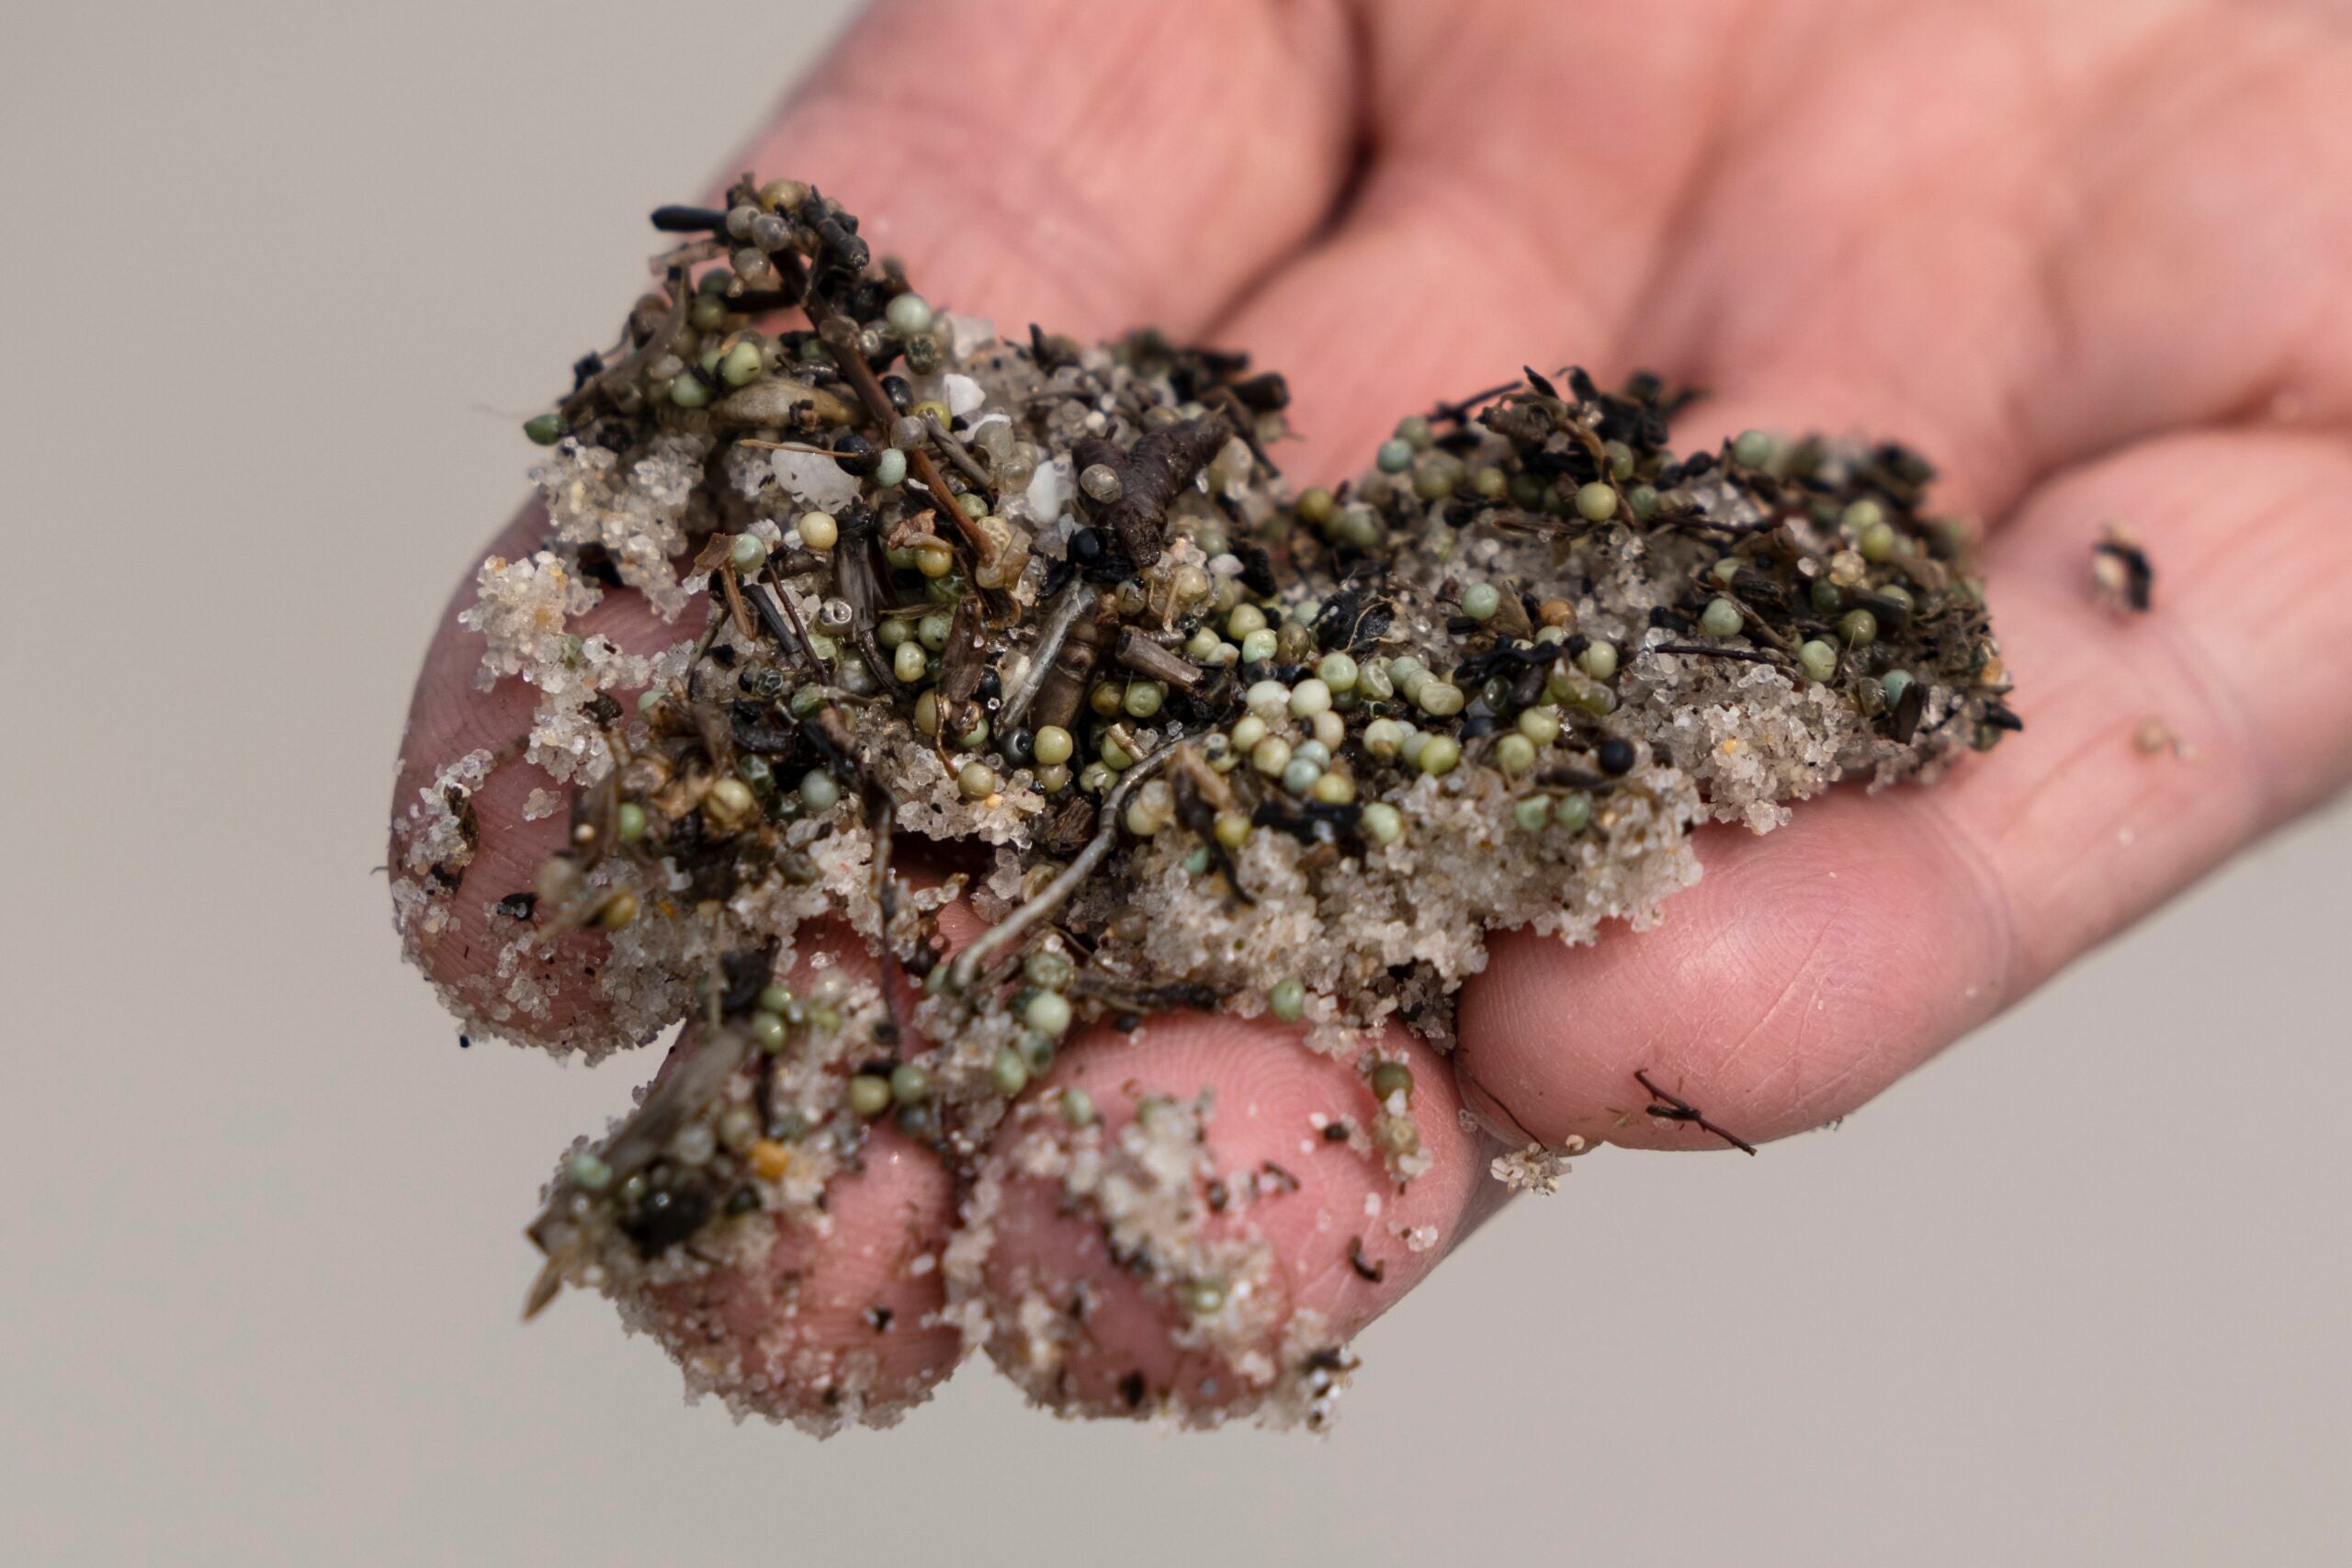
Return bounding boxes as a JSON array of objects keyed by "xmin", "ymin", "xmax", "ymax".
[{"xmin": 392, "ymin": 0, "xmax": 2352, "ymax": 1423}]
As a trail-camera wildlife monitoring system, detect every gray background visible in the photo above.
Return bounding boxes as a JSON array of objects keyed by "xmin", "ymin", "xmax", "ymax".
[{"xmin": 3, "ymin": 3, "xmax": 2346, "ymax": 1563}]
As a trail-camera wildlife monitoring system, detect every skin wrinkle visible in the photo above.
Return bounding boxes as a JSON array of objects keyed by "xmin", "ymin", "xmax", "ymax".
[
  {"xmin": 1462, "ymin": 852, "xmax": 1800, "ymax": 1137},
  {"xmin": 1200, "ymin": 204, "xmax": 1558, "ymax": 473},
  {"xmin": 1853, "ymin": 799, "xmax": 2022, "ymax": 1090},
  {"xmin": 1699, "ymin": 886, "xmax": 1847, "ymax": 1106},
  {"xmin": 1461, "ymin": 438, "xmax": 2352, "ymax": 1135},
  {"xmin": 2210, "ymin": 446, "xmax": 2352, "ymax": 793},
  {"xmin": 2129, "ymin": 536, "xmax": 2293, "ymax": 825},
  {"xmin": 1455, "ymin": 792, "xmax": 2022, "ymax": 1151},
  {"xmin": 1683, "ymin": 4, "xmax": 2342, "ymax": 533},
  {"xmin": 1669, "ymin": 914, "xmax": 1784, "ymax": 1062},
  {"xmin": 1245, "ymin": 1169, "xmax": 1393, "ymax": 1324},
  {"xmin": 1780, "ymin": 1002, "xmax": 1879, "ymax": 1131},
  {"xmin": 1057, "ymin": 7, "xmax": 1308, "ymax": 303},
  {"xmin": 1874, "ymin": 788, "xmax": 2021, "ymax": 1041},
  {"xmin": 1980, "ymin": 18, "xmax": 2084, "ymax": 485},
  {"xmin": 1951, "ymin": 445, "xmax": 2352, "ymax": 982},
  {"xmin": 1789, "ymin": 808, "xmax": 1990, "ymax": 1123},
  {"xmin": 1626, "ymin": 0, "xmax": 1766, "ymax": 311},
  {"xmin": 1699, "ymin": 810, "xmax": 1960, "ymax": 1116},
  {"xmin": 1453, "ymin": 1059, "xmax": 1553, "ymax": 1151},
  {"xmin": 1734, "ymin": 213, "xmax": 2047, "ymax": 489},
  {"xmin": 1639, "ymin": 5, "xmax": 2352, "ymax": 525},
  {"xmin": 2098, "ymin": 4, "xmax": 2313, "ymax": 185},
  {"xmin": 1956, "ymin": 634, "xmax": 2211, "ymax": 902},
  {"xmin": 2252, "ymin": 205, "xmax": 2352, "ymax": 428},
  {"xmin": 1679, "ymin": 370, "xmax": 2030, "ymax": 525}
]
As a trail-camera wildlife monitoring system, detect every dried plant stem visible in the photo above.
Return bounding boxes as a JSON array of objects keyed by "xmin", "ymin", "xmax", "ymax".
[
  {"xmin": 995, "ymin": 578, "xmax": 1091, "ymax": 733},
  {"xmin": 948, "ymin": 741, "xmax": 1189, "ymax": 993}
]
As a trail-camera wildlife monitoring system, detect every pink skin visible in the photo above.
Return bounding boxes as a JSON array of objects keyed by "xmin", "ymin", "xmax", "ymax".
[
  {"xmin": 980, "ymin": 1019, "xmax": 1484, "ymax": 1416},
  {"xmin": 392, "ymin": 1, "xmax": 2352, "ymax": 1416},
  {"xmin": 650, "ymin": 1128, "xmax": 959, "ymax": 1419},
  {"xmin": 628, "ymin": 926, "xmax": 961, "ymax": 1422}
]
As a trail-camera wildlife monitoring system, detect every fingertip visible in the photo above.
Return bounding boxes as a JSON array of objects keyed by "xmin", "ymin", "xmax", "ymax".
[
  {"xmin": 641, "ymin": 1129, "xmax": 961, "ymax": 1432},
  {"xmin": 1458, "ymin": 797, "xmax": 2012, "ymax": 1153},
  {"xmin": 964, "ymin": 1013, "xmax": 1483, "ymax": 1423},
  {"xmin": 392, "ymin": 749, "xmax": 641, "ymax": 1053},
  {"xmin": 390, "ymin": 505, "xmax": 709, "ymax": 1057}
]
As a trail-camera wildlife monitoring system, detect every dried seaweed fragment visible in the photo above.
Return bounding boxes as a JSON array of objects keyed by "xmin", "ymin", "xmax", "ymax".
[
  {"xmin": 1070, "ymin": 414, "xmax": 1232, "ymax": 572},
  {"xmin": 2092, "ymin": 523, "xmax": 2154, "ymax": 612}
]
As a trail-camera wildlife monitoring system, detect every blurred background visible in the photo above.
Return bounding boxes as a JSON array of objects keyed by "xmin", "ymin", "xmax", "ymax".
[{"xmin": 3, "ymin": 3, "xmax": 2346, "ymax": 1563}]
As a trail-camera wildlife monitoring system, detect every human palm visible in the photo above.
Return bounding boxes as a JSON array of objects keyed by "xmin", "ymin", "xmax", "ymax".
[{"xmin": 392, "ymin": 0, "xmax": 2352, "ymax": 1421}]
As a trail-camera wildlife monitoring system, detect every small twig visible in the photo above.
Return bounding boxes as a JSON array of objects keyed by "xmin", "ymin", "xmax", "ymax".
[
  {"xmin": 923, "ymin": 410, "xmax": 993, "ymax": 491},
  {"xmin": 947, "ymin": 740, "xmax": 1192, "ymax": 992},
  {"xmin": 803, "ymin": 294, "xmax": 999, "ymax": 569},
  {"xmin": 1720, "ymin": 589, "xmax": 1796, "ymax": 655},
  {"xmin": 866, "ymin": 792, "xmax": 907, "ymax": 1044},
  {"xmin": 717, "ymin": 565, "xmax": 755, "ymax": 643},
  {"xmin": 765, "ymin": 228, "xmax": 1006, "ymax": 615},
  {"xmin": 563, "ymin": 265, "xmax": 686, "ymax": 422},
  {"xmin": 751, "ymin": 575, "xmax": 822, "ymax": 673},
  {"xmin": 1531, "ymin": 763, "xmax": 1617, "ymax": 792},
  {"xmin": 1429, "ymin": 378, "xmax": 1522, "ymax": 427},
  {"xmin": 736, "ymin": 437, "xmax": 848, "ymax": 459},
  {"xmin": 1634, "ymin": 1068, "xmax": 1758, "ymax": 1156},
  {"xmin": 995, "ymin": 579, "xmax": 1091, "ymax": 734},
  {"xmin": 1658, "ymin": 511, "xmax": 1781, "ymax": 538},
  {"xmin": 1487, "ymin": 508, "xmax": 1598, "ymax": 540},
  {"xmin": 1114, "ymin": 626, "xmax": 1204, "ymax": 690},
  {"xmin": 1653, "ymin": 641, "xmax": 1775, "ymax": 666}
]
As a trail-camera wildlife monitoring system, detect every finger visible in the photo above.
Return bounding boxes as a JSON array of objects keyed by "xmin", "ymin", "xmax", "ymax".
[
  {"xmin": 1637, "ymin": 3, "xmax": 2352, "ymax": 522},
  {"xmin": 393, "ymin": 0, "xmax": 1361, "ymax": 1047},
  {"xmin": 390, "ymin": 498, "xmax": 689, "ymax": 1053},
  {"xmin": 961, "ymin": 1011, "xmax": 1490, "ymax": 1423},
  {"xmin": 604, "ymin": 926, "xmax": 968, "ymax": 1428},
  {"xmin": 642, "ymin": 1124, "xmax": 960, "ymax": 1434},
  {"xmin": 738, "ymin": 0, "xmax": 1359, "ymax": 338},
  {"xmin": 1455, "ymin": 424, "xmax": 2352, "ymax": 1151},
  {"xmin": 1204, "ymin": 0, "xmax": 1747, "ymax": 474}
]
